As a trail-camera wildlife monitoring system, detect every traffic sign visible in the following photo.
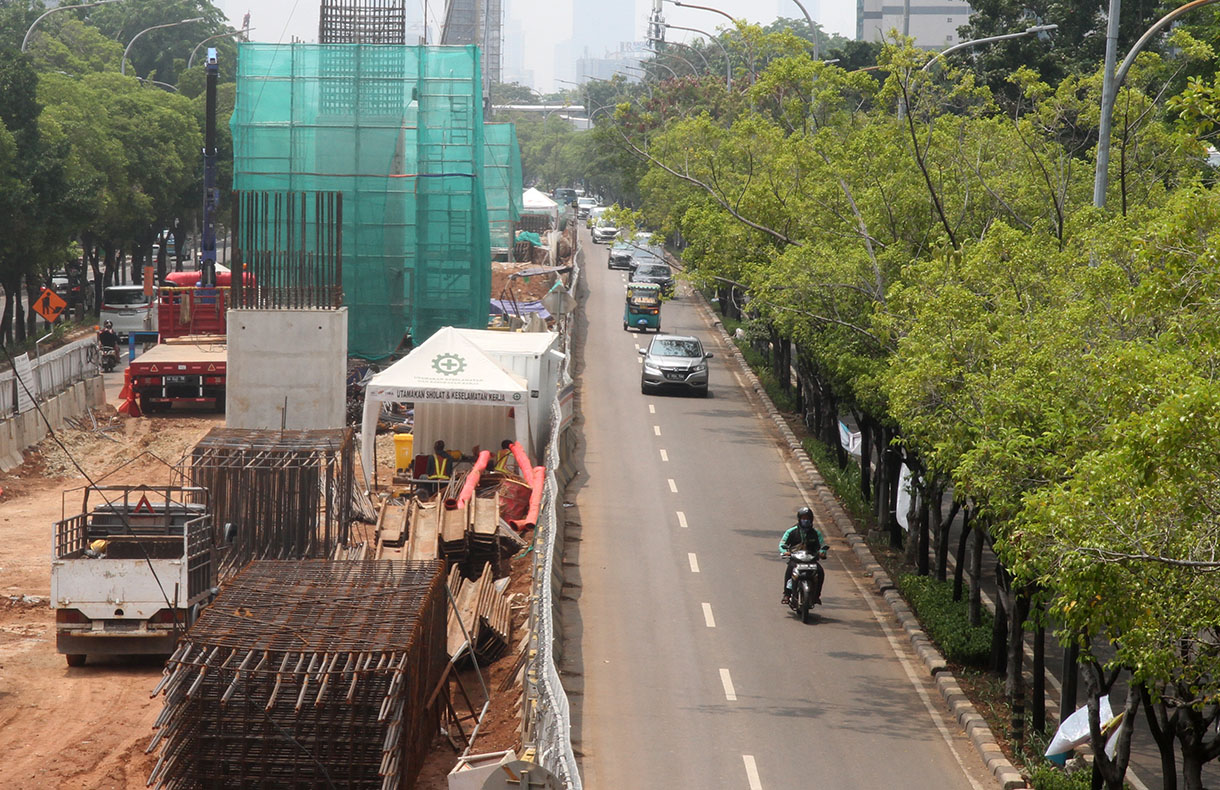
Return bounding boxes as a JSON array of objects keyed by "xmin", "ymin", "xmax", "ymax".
[{"xmin": 33, "ymin": 288, "xmax": 67, "ymax": 322}]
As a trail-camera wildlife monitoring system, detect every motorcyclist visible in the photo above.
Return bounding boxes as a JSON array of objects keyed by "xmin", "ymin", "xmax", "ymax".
[
  {"xmin": 780, "ymin": 506, "xmax": 827, "ymax": 605},
  {"xmin": 97, "ymin": 320, "xmax": 119, "ymax": 351}
]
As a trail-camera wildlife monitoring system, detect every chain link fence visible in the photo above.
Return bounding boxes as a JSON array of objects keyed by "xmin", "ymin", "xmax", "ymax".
[
  {"xmin": 0, "ymin": 337, "xmax": 99, "ymax": 418},
  {"xmin": 522, "ymin": 238, "xmax": 582, "ymax": 788}
]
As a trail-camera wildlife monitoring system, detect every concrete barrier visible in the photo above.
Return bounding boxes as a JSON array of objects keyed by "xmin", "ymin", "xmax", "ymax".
[{"xmin": 0, "ymin": 376, "xmax": 106, "ymax": 471}]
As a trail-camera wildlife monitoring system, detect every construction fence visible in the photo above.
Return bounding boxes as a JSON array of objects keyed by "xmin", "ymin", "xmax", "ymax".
[
  {"xmin": 483, "ymin": 122, "xmax": 523, "ymax": 250},
  {"xmin": 522, "ymin": 239, "xmax": 582, "ymax": 788},
  {"xmin": 0, "ymin": 337, "xmax": 99, "ymax": 419}
]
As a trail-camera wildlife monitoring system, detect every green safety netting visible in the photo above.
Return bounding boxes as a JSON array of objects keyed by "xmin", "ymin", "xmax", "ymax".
[
  {"xmin": 483, "ymin": 122, "xmax": 522, "ymax": 250},
  {"xmin": 231, "ymin": 43, "xmax": 491, "ymax": 359}
]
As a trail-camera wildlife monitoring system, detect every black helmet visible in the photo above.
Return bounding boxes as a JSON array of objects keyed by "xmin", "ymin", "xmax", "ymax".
[
  {"xmin": 797, "ymin": 506, "xmax": 813, "ymax": 526},
  {"xmin": 103, "ymin": 320, "xmax": 113, "ymax": 329}
]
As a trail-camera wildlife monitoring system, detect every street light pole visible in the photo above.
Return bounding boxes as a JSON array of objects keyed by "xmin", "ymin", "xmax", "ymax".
[
  {"xmin": 1092, "ymin": 0, "xmax": 1220, "ymax": 208},
  {"xmin": 666, "ymin": 38, "xmax": 711, "ymax": 76},
  {"xmin": 189, "ymin": 28, "xmax": 254, "ymax": 70},
  {"xmin": 22, "ymin": 0, "xmax": 123, "ymax": 52},
  {"xmin": 121, "ymin": 17, "xmax": 205, "ymax": 76},
  {"xmin": 787, "ymin": 0, "xmax": 819, "ymax": 59},
  {"xmin": 921, "ymin": 24, "xmax": 1058, "ymax": 71},
  {"xmin": 661, "ymin": 23, "xmax": 730, "ymax": 90}
]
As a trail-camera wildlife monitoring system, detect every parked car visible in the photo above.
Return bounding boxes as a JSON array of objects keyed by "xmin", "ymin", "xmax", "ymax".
[
  {"xmin": 639, "ymin": 334, "xmax": 712, "ymax": 396},
  {"xmin": 608, "ymin": 241, "xmax": 636, "ymax": 269},
  {"xmin": 628, "ymin": 245, "xmax": 666, "ymax": 270},
  {"xmin": 552, "ymin": 187, "xmax": 578, "ymax": 207},
  {"xmin": 576, "ymin": 197, "xmax": 598, "ymax": 219},
  {"xmin": 51, "ymin": 265, "xmax": 92, "ymax": 312},
  {"xmin": 630, "ymin": 261, "xmax": 674, "ymax": 297},
  {"xmin": 101, "ymin": 284, "xmax": 157, "ymax": 338},
  {"xmin": 592, "ymin": 220, "xmax": 619, "ymax": 244}
]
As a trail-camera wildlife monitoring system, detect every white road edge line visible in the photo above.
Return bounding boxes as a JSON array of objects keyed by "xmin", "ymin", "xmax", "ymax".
[
  {"xmin": 676, "ymin": 511, "xmax": 688, "ymax": 528},
  {"xmin": 668, "ymin": 478, "xmax": 678, "ymax": 493},
  {"xmin": 702, "ymin": 602, "xmax": 716, "ymax": 628},
  {"xmin": 743, "ymin": 755, "xmax": 762, "ymax": 790},
  {"xmin": 688, "ymin": 553, "xmax": 699, "ymax": 573},
  {"xmin": 654, "ymin": 425, "xmax": 662, "ymax": 436},
  {"xmin": 719, "ymin": 668, "xmax": 737, "ymax": 701},
  {"xmin": 660, "ymin": 449, "xmax": 669, "ymax": 462}
]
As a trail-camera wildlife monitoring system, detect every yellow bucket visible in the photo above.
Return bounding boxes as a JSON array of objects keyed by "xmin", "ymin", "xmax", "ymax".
[{"xmin": 393, "ymin": 433, "xmax": 414, "ymax": 474}]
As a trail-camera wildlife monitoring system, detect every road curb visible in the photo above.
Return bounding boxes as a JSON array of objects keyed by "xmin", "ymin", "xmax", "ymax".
[{"xmin": 693, "ymin": 292, "xmax": 1028, "ymax": 790}]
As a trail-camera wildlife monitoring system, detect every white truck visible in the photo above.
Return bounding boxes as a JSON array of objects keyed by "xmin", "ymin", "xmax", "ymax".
[{"xmin": 51, "ymin": 485, "xmax": 215, "ymax": 667}]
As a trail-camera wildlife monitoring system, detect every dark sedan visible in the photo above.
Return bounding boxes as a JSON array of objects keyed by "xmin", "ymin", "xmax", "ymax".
[
  {"xmin": 630, "ymin": 262, "xmax": 674, "ymax": 297},
  {"xmin": 608, "ymin": 242, "xmax": 635, "ymax": 269}
]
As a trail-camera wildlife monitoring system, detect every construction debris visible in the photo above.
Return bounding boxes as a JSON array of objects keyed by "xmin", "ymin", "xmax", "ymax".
[
  {"xmin": 147, "ymin": 559, "xmax": 447, "ymax": 790},
  {"xmin": 446, "ymin": 562, "xmax": 512, "ymax": 664}
]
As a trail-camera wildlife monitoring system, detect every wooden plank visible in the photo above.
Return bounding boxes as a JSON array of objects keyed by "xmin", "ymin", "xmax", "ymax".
[{"xmin": 407, "ymin": 497, "xmax": 440, "ymax": 562}]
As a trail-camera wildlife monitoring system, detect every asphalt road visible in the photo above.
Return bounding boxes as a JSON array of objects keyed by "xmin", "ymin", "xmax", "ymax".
[{"xmin": 563, "ymin": 229, "xmax": 996, "ymax": 789}]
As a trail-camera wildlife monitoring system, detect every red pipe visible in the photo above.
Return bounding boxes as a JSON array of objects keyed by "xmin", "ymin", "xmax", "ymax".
[
  {"xmin": 451, "ymin": 450, "xmax": 492, "ymax": 509},
  {"xmin": 511, "ymin": 465, "xmax": 546, "ymax": 532},
  {"xmin": 509, "ymin": 441, "xmax": 533, "ymax": 480}
]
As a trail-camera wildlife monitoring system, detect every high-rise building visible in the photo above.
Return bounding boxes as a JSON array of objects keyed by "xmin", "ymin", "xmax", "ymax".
[
  {"xmin": 569, "ymin": 0, "xmax": 635, "ymax": 79},
  {"xmin": 857, "ymin": 0, "xmax": 972, "ymax": 48}
]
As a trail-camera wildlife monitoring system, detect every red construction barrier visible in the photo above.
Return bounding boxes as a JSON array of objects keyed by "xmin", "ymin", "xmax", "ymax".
[
  {"xmin": 451, "ymin": 450, "xmax": 492, "ymax": 509},
  {"xmin": 510, "ymin": 465, "xmax": 546, "ymax": 532},
  {"xmin": 510, "ymin": 441, "xmax": 533, "ymax": 480}
]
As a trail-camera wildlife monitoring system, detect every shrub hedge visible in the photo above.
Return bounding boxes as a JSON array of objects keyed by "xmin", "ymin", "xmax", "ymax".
[{"xmin": 896, "ymin": 574, "xmax": 993, "ymax": 667}]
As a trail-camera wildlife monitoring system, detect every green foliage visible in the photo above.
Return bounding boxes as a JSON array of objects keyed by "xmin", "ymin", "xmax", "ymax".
[
  {"xmin": 801, "ymin": 437, "xmax": 872, "ymax": 524},
  {"xmin": 897, "ymin": 574, "xmax": 993, "ymax": 667},
  {"xmin": 1028, "ymin": 763, "xmax": 1093, "ymax": 790},
  {"xmin": 732, "ymin": 335, "xmax": 797, "ymax": 411}
]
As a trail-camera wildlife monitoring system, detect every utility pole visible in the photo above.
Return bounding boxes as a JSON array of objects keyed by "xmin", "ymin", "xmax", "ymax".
[
  {"xmin": 201, "ymin": 49, "xmax": 219, "ymax": 287},
  {"xmin": 1092, "ymin": 0, "xmax": 1122, "ymax": 208}
]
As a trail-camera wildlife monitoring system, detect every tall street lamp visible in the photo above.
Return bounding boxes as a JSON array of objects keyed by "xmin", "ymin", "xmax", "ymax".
[
  {"xmin": 921, "ymin": 23, "xmax": 1057, "ymax": 71},
  {"xmin": 662, "ymin": 38, "xmax": 711, "ymax": 76},
  {"xmin": 659, "ymin": 23, "xmax": 730, "ymax": 90},
  {"xmin": 189, "ymin": 29, "xmax": 254, "ymax": 70},
  {"xmin": 1092, "ymin": 0, "xmax": 1220, "ymax": 208},
  {"xmin": 786, "ymin": 0, "xmax": 820, "ymax": 59},
  {"xmin": 122, "ymin": 17, "xmax": 205, "ymax": 76},
  {"xmin": 22, "ymin": 0, "xmax": 124, "ymax": 52}
]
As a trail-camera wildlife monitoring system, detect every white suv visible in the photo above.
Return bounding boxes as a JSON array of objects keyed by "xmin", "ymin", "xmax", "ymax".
[{"xmin": 591, "ymin": 221, "xmax": 618, "ymax": 244}]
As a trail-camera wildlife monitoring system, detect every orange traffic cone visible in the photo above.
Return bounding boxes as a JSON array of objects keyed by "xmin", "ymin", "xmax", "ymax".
[
  {"xmin": 118, "ymin": 368, "xmax": 132, "ymax": 400},
  {"xmin": 117, "ymin": 368, "xmax": 141, "ymax": 417}
]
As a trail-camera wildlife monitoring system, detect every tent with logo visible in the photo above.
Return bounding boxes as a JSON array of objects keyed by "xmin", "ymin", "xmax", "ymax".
[{"xmin": 359, "ymin": 326, "xmax": 561, "ymax": 480}]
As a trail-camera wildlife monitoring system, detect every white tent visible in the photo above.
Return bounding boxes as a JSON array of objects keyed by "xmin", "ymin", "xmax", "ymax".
[
  {"xmin": 360, "ymin": 327, "xmax": 533, "ymax": 480},
  {"xmin": 521, "ymin": 187, "xmax": 559, "ymax": 226}
]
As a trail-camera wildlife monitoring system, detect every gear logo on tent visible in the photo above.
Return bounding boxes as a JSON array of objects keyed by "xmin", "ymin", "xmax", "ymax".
[{"xmin": 431, "ymin": 353, "xmax": 466, "ymax": 376}]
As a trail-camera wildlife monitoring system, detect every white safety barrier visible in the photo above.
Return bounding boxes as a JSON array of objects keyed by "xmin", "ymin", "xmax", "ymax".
[
  {"xmin": 0, "ymin": 337, "xmax": 99, "ymax": 418},
  {"xmin": 522, "ymin": 240, "xmax": 582, "ymax": 788}
]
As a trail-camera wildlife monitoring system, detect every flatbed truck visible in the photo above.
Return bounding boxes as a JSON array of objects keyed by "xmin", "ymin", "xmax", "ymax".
[
  {"xmin": 128, "ymin": 341, "xmax": 226, "ymax": 413},
  {"xmin": 51, "ymin": 485, "xmax": 215, "ymax": 666}
]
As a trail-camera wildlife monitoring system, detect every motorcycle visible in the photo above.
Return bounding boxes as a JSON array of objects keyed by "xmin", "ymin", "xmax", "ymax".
[
  {"xmin": 99, "ymin": 344, "xmax": 118, "ymax": 373},
  {"xmin": 784, "ymin": 546, "xmax": 828, "ymax": 623}
]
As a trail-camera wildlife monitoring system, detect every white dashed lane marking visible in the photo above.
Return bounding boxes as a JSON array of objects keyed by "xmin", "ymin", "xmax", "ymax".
[
  {"xmin": 702, "ymin": 602, "xmax": 716, "ymax": 628},
  {"xmin": 676, "ymin": 511, "xmax": 688, "ymax": 528},
  {"xmin": 688, "ymin": 553, "xmax": 699, "ymax": 573},
  {"xmin": 719, "ymin": 668, "xmax": 737, "ymax": 701}
]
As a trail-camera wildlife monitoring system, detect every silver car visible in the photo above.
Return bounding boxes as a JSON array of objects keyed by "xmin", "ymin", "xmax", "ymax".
[{"xmin": 639, "ymin": 334, "xmax": 712, "ymax": 396}]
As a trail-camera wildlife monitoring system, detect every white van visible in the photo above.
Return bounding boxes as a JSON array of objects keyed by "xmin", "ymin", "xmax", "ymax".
[{"xmin": 101, "ymin": 285, "xmax": 157, "ymax": 338}]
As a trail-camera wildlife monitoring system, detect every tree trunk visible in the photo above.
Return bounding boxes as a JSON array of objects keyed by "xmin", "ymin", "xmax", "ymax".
[
  {"xmin": 25, "ymin": 275, "xmax": 41, "ymax": 338},
  {"xmin": 1, "ymin": 289, "xmax": 14, "ymax": 346},
  {"xmin": 13, "ymin": 285, "xmax": 26, "ymax": 344},
  {"xmin": 886, "ymin": 436, "xmax": 903, "ymax": 549},
  {"xmin": 1033, "ymin": 608, "xmax": 1045, "ymax": 734},
  {"xmin": 1007, "ymin": 587, "xmax": 1029, "ymax": 751},
  {"xmin": 990, "ymin": 582, "xmax": 1008, "ymax": 674},
  {"xmin": 1138, "ymin": 684, "xmax": 1178, "ymax": 790},
  {"xmin": 857, "ymin": 413, "xmax": 871, "ymax": 504},
  {"xmin": 935, "ymin": 496, "xmax": 959, "ymax": 582},
  {"xmin": 953, "ymin": 508, "xmax": 971, "ymax": 602},
  {"xmin": 968, "ymin": 521, "xmax": 984, "ymax": 626},
  {"xmin": 1085, "ymin": 662, "xmax": 1140, "ymax": 790}
]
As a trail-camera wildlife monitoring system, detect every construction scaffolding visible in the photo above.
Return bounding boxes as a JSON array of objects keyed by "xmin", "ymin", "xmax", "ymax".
[
  {"xmin": 231, "ymin": 43, "xmax": 491, "ymax": 359},
  {"xmin": 187, "ymin": 428, "xmax": 355, "ymax": 578},
  {"xmin": 483, "ymin": 122, "xmax": 522, "ymax": 251},
  {"xmin": 147, "ymin": 560, "xmax": 447, "ymax": 790},
  {"xmin": 320, "ymin": 0, "xmax": 407, "ymax": 44}
]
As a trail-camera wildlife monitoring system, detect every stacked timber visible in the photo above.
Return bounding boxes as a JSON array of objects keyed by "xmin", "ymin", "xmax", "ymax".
[
  {"xmin": 446, "ymin": 562, "xmax": 512, "ymax": 664},
  {"xmin": 468, "ymin": 492, "xmax": 502, "ymax": 576},
  {"xmin": 438, "ymin": 504, "xmax": 470, "ymax": 567}
]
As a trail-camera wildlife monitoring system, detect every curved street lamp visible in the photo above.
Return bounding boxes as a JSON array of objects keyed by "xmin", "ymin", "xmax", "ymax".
[
  {"xmin": 662, "ymin": 38, "xmax": 711, "ymax": 76},
  {"xmin": 122, "ymin": 17, "xmax": 205, "ymax": 76},
  {"xmin": 188, "ymin": 28, "xmax": 253, "ymax": 69},
  {"xmin": 661, "ymin": 23, "xmax": 730, "ymax": 90},
  {"xmin": 1093, "ymin": 0, "xmax": 1220, "ymax": 207},
  {"xmin": 22, "ymin": 0, "xmax": 124, "ymax": 52},
  {"xmin": 921, "ymin": 24, "xmax": 1057, "ymax": 71},
  {"xmin": 786, "ymin": 0, "xmax": 820, "ymax": 59}
]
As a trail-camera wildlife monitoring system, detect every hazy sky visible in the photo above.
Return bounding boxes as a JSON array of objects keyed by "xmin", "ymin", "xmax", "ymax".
[{"xmin": 215, "ymin": 1, "xmax": 855, "ymax": 89}]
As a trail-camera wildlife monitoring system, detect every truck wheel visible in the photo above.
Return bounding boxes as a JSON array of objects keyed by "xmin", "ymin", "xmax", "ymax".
[{"xmin": 65, "ymin": 654, "xmax": 86, "ymax": 668}]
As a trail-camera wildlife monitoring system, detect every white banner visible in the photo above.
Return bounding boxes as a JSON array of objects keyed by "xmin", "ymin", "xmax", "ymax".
[
  {"xmin": 838, "ymin": 421, "xmax": 861, "ymax": 456},
  {"xmin": 895, "ymin": 463, "xmax": 913, "ymax": 532},
  {"xmin": 12, "ymin": 353, "xmax": 37, "ymax": 413}
]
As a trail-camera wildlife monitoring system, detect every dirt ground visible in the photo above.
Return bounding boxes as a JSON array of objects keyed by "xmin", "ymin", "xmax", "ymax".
[
  {"xmin": 1, "ymin": 407, "xmax": 530, "ymax": 789},
  {"xmin": 0, "ymin": 408, "xmax": 219, "ymax": 790}
]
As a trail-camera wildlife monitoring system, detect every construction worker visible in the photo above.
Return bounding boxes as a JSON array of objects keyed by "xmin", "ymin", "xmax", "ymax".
[
  {"xmin": 424, "ymin": 440, "xmax": 451, "ymax": 495},
  {"xmin": 494, "ymin": 439, "xmax": 515, "ymax": 474}
]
